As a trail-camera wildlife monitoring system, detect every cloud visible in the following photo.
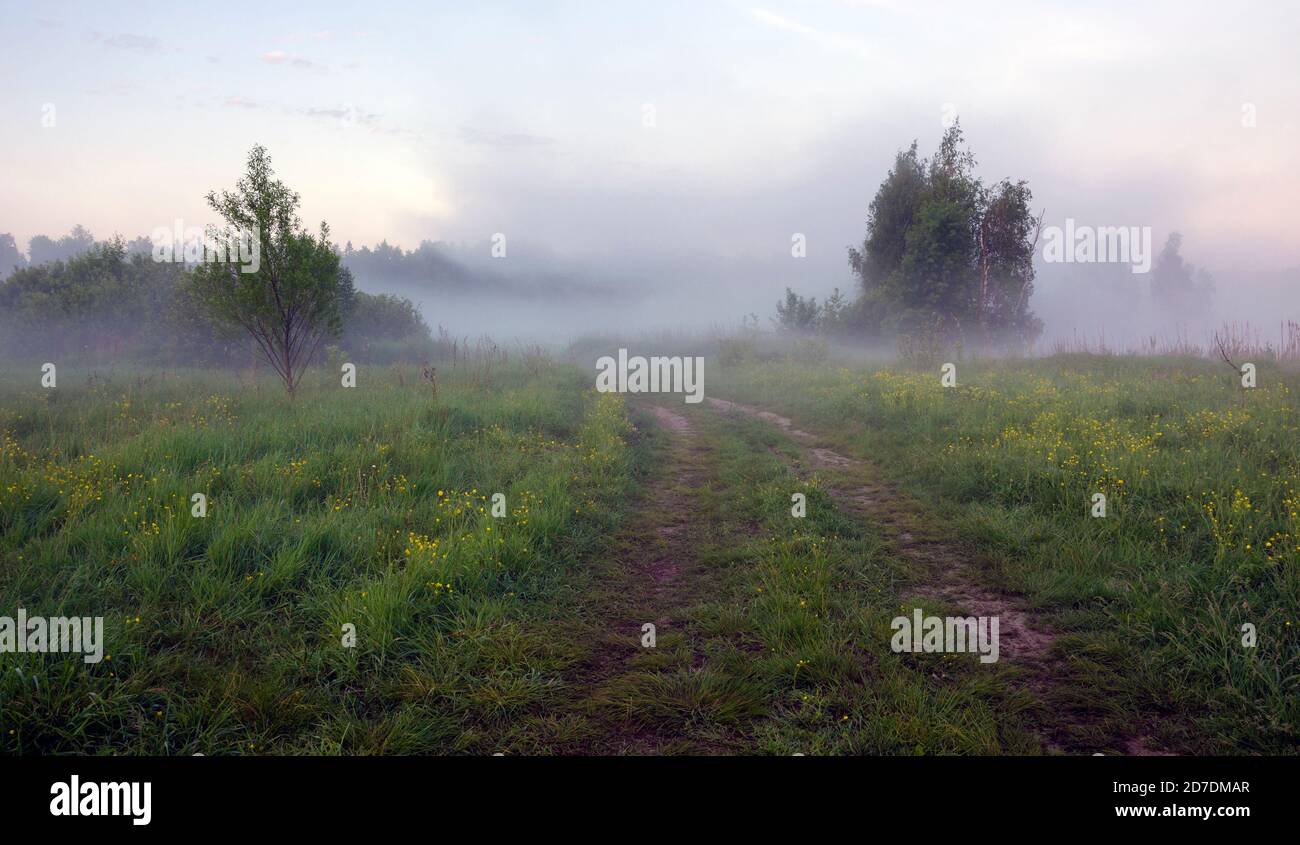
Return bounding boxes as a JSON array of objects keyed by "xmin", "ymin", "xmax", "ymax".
[
  {"xmin": 459, "ymin": 127, "xmax": 554, "ymax": 149},
  {"xmin": 302, "ymin": 105, "xmax": 381, "ymax": 127},
  {"xmin": 92, "ymin": 32, "xmax": 162, "ymax": 53},
  {"xmin": 212, "ymin": 91, "xmax": 397, "ymax": 132},
  {"xmin": 261, "ymin": 50, "xmax": 327, "ymax": 70},
  {"xmin": 747, "ymin": 7, "xmax": 874, "ymax": 58}
]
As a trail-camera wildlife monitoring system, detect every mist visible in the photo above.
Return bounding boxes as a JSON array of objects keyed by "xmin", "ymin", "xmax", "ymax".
[
  {"xmin": 6, "ymin": 0, "xmax": 1300, "ymax": 776},
  {"xmin": 2, "ymin": 1, "xmax": 1298, "ymax": 353}
]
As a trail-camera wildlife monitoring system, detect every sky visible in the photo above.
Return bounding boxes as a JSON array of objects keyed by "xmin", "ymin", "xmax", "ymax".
[{"xmin": 1, "ymin": 0, "xmax": 1297, "ymax": 338}]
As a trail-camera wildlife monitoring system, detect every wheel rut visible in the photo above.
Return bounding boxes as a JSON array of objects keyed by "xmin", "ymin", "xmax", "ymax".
[
  {"xmin": 704, "ymin": 395, "xmax": 1170, "ymax": 755},
  {"xmin": 574, "ymin": 401, "xmax": 723, "ymax": 754}
]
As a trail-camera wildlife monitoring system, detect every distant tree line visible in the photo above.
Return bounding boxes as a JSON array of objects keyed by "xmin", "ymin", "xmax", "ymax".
[{"xmin": 340, "ymin": 239, "xmax": 478, "ymax": 291}]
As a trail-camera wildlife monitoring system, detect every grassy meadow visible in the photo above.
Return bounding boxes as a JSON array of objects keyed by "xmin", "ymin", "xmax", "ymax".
[
  {"xmin": 713, "ymin": 354, "xmax": 1300, "ymax": 753},
  {"xmin": 0, "ymin": 362, "xmax": 633, "ymax": 753},
  {"xmin": 1, "ymin": 351, "xmax": 1296, "ymax": 754}
]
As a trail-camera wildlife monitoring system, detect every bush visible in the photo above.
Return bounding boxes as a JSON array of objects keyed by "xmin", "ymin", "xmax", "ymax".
[
  {"xmin": 773, "ymin": 287, "xmax": 819, "ymax": 333},
  {"xmin": 0, "ymin": 241, "xmax": 434, "ymax": 366}
]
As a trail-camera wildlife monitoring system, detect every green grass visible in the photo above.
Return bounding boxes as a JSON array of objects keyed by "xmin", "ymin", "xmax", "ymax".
[
  {"xmin": 573, "ymin": 401, "xmax": 1038, "ymax": 754},
  {"xmin": 0, "ymin": 363, "xmax": 634, "ymax": 754},
  {"xmin": 686, "ymin": 407, "xmax": 1040, "ymax": 754},
  {"xmin": 3, "ymin": 352, "xmax": 1296, "ymax": 754},
  {"xmin": 711, "ymin": 353, "xmax": 1300, "ymax": 753}
]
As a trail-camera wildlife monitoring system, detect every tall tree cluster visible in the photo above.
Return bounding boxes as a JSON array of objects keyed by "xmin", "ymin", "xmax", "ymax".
[{"xmin": 847, "ymin": 123, "xmax": 1043, "ymax": 345}]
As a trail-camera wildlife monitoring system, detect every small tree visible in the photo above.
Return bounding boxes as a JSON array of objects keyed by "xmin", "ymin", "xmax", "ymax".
[
  {"xmin": 976, "ymin": 178, "xmax": 1043, "ymax": 341},
  {"xmin": 336, "ymin": 264, "xmax": 357, "ymax": 321},
  {"xmin": 190, "ymin": 145, "xmax": 342, "ymax": 394},
  {"xmin": 0, "ymin": 233, "xmax": 26, "ymax": 279},
  {"xmin": 1151, "ymin": 232, "xmax": 1214, "ymax": 321},
  {"xmin": 773, "ymin": 287, "xmax": 820, "ymax": 332},
  {"xmin": 820, "ymin": 287, "xmax": 849, "ymax": 334}
]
